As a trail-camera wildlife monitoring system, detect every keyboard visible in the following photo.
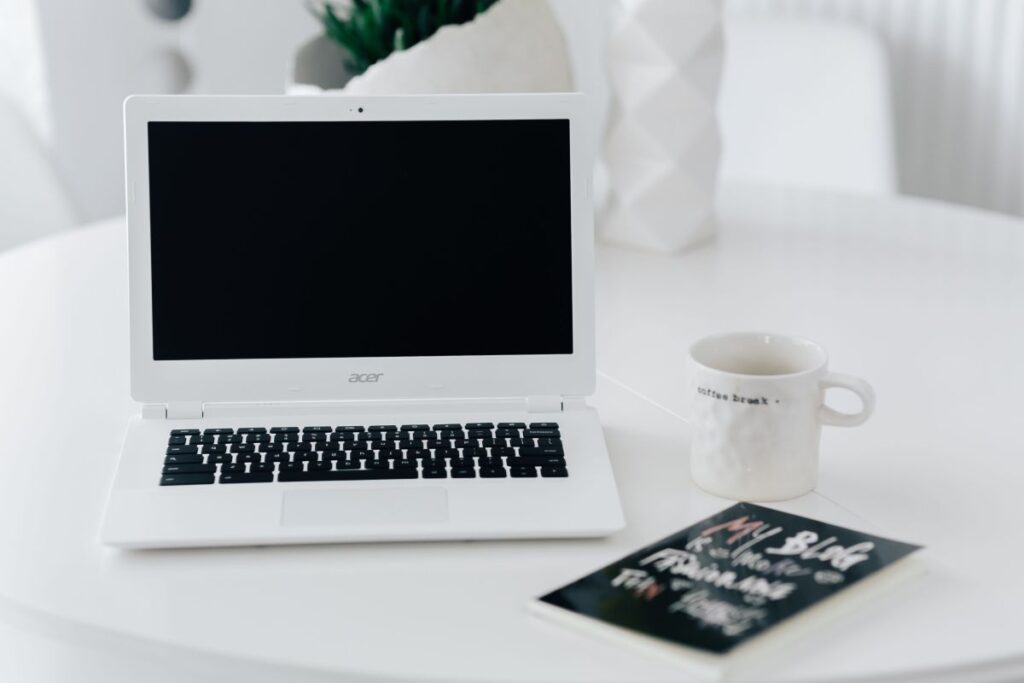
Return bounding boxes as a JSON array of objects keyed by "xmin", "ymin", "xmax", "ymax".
[{"xmin": 160, "ymin": 422, "xmax": 566, "ymax": 486}]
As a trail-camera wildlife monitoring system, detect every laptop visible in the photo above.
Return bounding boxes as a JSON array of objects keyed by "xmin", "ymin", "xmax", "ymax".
[{"xmin": 100, "ymin": 94, "xmax": 624, "ymax": 549}]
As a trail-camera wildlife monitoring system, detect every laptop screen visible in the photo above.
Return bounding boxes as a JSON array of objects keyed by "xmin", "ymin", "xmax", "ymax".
[{"xmin": 146, "ymin": 119, "xmax": 573, "ymax": 361}]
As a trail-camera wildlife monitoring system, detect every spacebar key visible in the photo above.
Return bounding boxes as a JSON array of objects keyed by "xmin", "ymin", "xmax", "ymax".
[
  {"xmin": 279, "ymin": 469, "xmax": 418, "ymax": 482},
  {"xmin": 278, "ymin": 470, "xmax": 417, "ymax": 482}
]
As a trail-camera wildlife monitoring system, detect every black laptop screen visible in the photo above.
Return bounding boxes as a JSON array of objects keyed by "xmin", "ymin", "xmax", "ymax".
[{"xmin": 147, "ymin": 119, "xmax": 573, "ymax": 361}]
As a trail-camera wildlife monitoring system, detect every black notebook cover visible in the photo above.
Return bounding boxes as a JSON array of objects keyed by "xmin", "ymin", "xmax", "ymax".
[{"xmin": 537, "ymin": 503, "xmax": 922, "ymax": 656}]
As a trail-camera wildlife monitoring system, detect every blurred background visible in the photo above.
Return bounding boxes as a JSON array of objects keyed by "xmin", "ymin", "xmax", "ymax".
[{"xmin": 1, "ymin": 0, "xmax": 1022, "ymax": 249}]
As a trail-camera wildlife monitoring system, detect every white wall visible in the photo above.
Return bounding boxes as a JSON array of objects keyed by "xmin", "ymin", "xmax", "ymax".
[
  {"xmin": 0, "ymin": 0, "xmax": 50, "ymax": 142},
  {"xmin": 34, "ymin": 0, "xmax": 319, "ymax": 221},
  {"xmin": 729, "ymin": 0, "xmax": 1024, "ymax": 216},
  {"xmin": 16, "ymin": 0, "xmax": 1024, "ymax": 220}
]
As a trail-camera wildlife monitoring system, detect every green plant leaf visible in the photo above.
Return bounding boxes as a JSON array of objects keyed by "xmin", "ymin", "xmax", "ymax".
[{"xmin": 316, "ymin": 0, "xmax": 497, "ymax": 75}]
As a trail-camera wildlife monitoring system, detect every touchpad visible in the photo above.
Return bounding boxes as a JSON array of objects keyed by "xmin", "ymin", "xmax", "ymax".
[{"xmin": 281, "ymin": 487, "xmax": 448, "ymax": 526}]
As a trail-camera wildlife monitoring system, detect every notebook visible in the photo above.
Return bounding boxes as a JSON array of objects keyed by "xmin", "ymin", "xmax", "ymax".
[{"xmin": 530, "ymin": 502, "xmax": 923, "ymax": 679}]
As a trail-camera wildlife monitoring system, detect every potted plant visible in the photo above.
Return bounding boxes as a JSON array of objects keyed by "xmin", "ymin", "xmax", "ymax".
[{"xmin": 290, "ymin": 0, "xmax": 573, "ymax": 94}]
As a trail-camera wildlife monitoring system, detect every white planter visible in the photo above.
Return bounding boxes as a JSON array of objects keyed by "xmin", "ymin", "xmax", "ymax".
[
  {"xmin": 600, "ymin": 0, "xmax": 724, "ymax": 253},
  {"xmin": 289, "ymin": 0, "xmax": 573, "ymax": 95}
]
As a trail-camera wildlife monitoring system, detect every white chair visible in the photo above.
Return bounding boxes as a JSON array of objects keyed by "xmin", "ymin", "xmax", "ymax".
[
  {"xmin": 0, "ymin": 95, "xmax": 76, "ymax": 252},
  {"xmin": 719, "ymin": 18, "xmax": 898, "ymax": 195}
]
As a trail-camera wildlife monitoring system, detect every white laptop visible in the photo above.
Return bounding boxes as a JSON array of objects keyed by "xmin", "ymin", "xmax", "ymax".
[{"xmin": 100, "ymin": 94, "xmax": 624, "ymax": 549}]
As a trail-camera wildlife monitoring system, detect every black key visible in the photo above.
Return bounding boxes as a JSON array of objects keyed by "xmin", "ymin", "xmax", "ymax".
[
  {"xmin": 537, "ymin": 437, "xmax": 563, "ymax": 447},
  {"xmin": 368, "ymin": 424, "xmax": 397, "ymax": 431},
  {"xmin": 270, "ymin": 426, "xmax": 299, "ymax": 433},
  {"xmin": 523, "ymin": 429, "xmax": 560, "ymax": 438},
  {"xmin": 170, "ymin": 429, "xmax": 201, "ymax": 436},
  {"xmin": 303, "ymin": 426, "xmax": 333, "ymax": 433},
  {"xmin": 278, "ymin": 469, "xmax": 418, "ymax": 482},
  {"xmin": 366, "ymin": 459, "xmax": 390, "ymax": 470},
  {"xmin": 208, "ymin": 453, "xmax": 232, "ymax": 465},
  {"xmin": 220, "ymin": 472, "xmax": 274, "ymax": 484},
  {"xmin": 510, "ymin": 455, "xmax": 566, "ymax": 467},
  {"xmin": 433, "ymin": 423, "xmax": 461, "ymax": 431},
  {"xmin": 292, "ymin": 442, "xmax": 312, "ymax": 452},
  {"xmin": 248, "ymin": 433, "xmax": 271, "ymax": 444},
  {"xmin": 265, "ymin": 452, "xmax": 289, "ymax": 463},
  {"xmin": 520, "ymin": 446, "xmax": 565, "ymax": 457},
  {"xmin": 529, "ymin": 422, "xmax": 560, "ymax": 429},
  {"xmin": 510, "ymin": 466, "xmax": 537, "ymax": 478},
  {"xmin": 200, "ymin": 444, "xmax": 226, "ymax": 455},
  {"xmin": 203, "ymin": 428, "xmax": 234, "ymax": 435},
  {"xmin": 466, "ymin": 422, "xmax": 495, "ymax": 430},
  {"xmin": 236, "ymin": 427, "xmax": 267, "ymax": 434},
  {"xmin": 301, "ymin": 432, "xmax": 327, "ymax": 442},
  {"xmin": 166, "ymin": 445, "xmax": 198, "ymax": 456},
  {"xmin": 451, "ymin": 468, "xmax": 476, "ymax": 478},
  {"xmin": 436, "ymin": 448, "xmax": 459, "ymax": 460},
  {"xmin": 230, "ymin": 443, "xmax": 256, "ymax": 454},
  {"xmin": 222, "ymin": 463, "xmax": 246, "ymax": 473},
  {"xmin": 400, "ymin": 424, "xmax": 430, "ymax": 431},
  {"xmin": 450, "ymin": 457, "xmax": 474, "ymax": 468},
  {"xmin": 295, "ymin": 452, "xmax": 318, "ymax": 462},
  {"xmin": 422, "ymin": 468, "xmax": 448, "ymax": 479},
  {"xmin": 191, "ymin": 434, "xmax": 215, "ymax": 446},
  {"xmin": 492, "ymin": 446, "xmax": 516, "ymax": 458},
  {"xmin": 162, "ymin": 464, "xmax": 216, "ymax": 475},
  {"xmin": 478, "ymin": 456, "xmax": 504, "ymax": 468},
  {"xmin": 309, "ymin": 461, "xmax": 332, "ymax": 471},
  {"xmin": 408, "ymin": 449, "xmax": 431, "ymax": 460},
  {"xmin": 237, "ymin": 453, "xmax": 260, "ymax": 464},
  {"xmin": 160, "ymin": 473, "xmax": 214, "ymax": 486},
  {"xmin": 497, "ymin": 422, "xmax": 526, "ymax": 430},
  {"xmin": 252, "ymin": 462, "xmax": 275, "ymax": 473},
  {"xmin": 218, "ymin": 434, "xmax": 243, "ymax": 445},
  {"xmin": 164, "ymin": 454, "xmax": 203, "ymax": 465},
  {"xmin": 167, "ymin": 435, "xmax": 187, "ymax": 446},
  {"xmin": 466, "ymin": 429, "xmax": 491, "ymax": 439},
  {"xmin": 540, "ymin": 465, "xmax": 569, "ymax": 478},
  {"xmin": 336, "ymin": 459, "xmax": 360, "ymax": 470},
  {"xmin": 480, "ymin": 467, "xmax": 507, "ymax": 478},
  {"xmin": 282, "ymin": 462, "xmax": 304, "ymax": 473},
  {"xmin": 335, "ymin": 425, "xmax": 365, "ymax": 433}
]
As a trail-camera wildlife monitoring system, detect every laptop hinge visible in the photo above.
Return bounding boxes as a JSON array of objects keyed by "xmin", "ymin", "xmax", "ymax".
[
  {"xmin": 526, "ymin": 395, "xmax": 563, "ymax": 413},
  {"xmin": 163, "ymin": 402, "xmax": 204, "ymax": 419}
]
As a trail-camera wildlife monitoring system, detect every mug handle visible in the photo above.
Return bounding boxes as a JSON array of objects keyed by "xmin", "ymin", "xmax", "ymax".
[{"xmin": 819, "ymin": 372, "xmax": 876, "ymax": 427}]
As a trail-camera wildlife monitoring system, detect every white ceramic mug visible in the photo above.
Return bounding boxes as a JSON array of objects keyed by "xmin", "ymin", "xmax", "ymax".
[{"xmin": 687, "ymin": 332, "xmax": 875, "ymax": 501}]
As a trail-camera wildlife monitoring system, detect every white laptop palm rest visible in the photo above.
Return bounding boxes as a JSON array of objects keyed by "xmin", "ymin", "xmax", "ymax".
[{"xmin": 100, "ymin": 94, "xmax": 624, "ymax": 549}]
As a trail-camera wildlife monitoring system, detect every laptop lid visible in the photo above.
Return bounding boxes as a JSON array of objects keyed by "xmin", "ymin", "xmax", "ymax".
[{"xmin": 124, "ymin": 94, "xmax": 594, "ymax": 406}]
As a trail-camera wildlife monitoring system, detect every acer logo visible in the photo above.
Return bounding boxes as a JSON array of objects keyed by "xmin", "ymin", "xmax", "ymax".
[{"xmin": 349, "ymin": 373, "xmax": 383, "ymax": 383}]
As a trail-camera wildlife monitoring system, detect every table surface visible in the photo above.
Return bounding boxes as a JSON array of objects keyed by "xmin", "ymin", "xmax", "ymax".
[{"xmin": 2, "ymin": 185, "xmax": 1023, "ymax": 683}]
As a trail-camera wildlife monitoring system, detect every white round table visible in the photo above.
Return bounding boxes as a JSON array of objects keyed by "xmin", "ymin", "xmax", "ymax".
[{"xmin": 2, "ymin": 185, "xmax": 1023, "ymax": 682}]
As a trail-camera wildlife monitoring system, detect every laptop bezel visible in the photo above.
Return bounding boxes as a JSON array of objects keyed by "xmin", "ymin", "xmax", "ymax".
[{"xmin": 124, "ymin": 94, "xmax": 594, "ymax": 405}]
